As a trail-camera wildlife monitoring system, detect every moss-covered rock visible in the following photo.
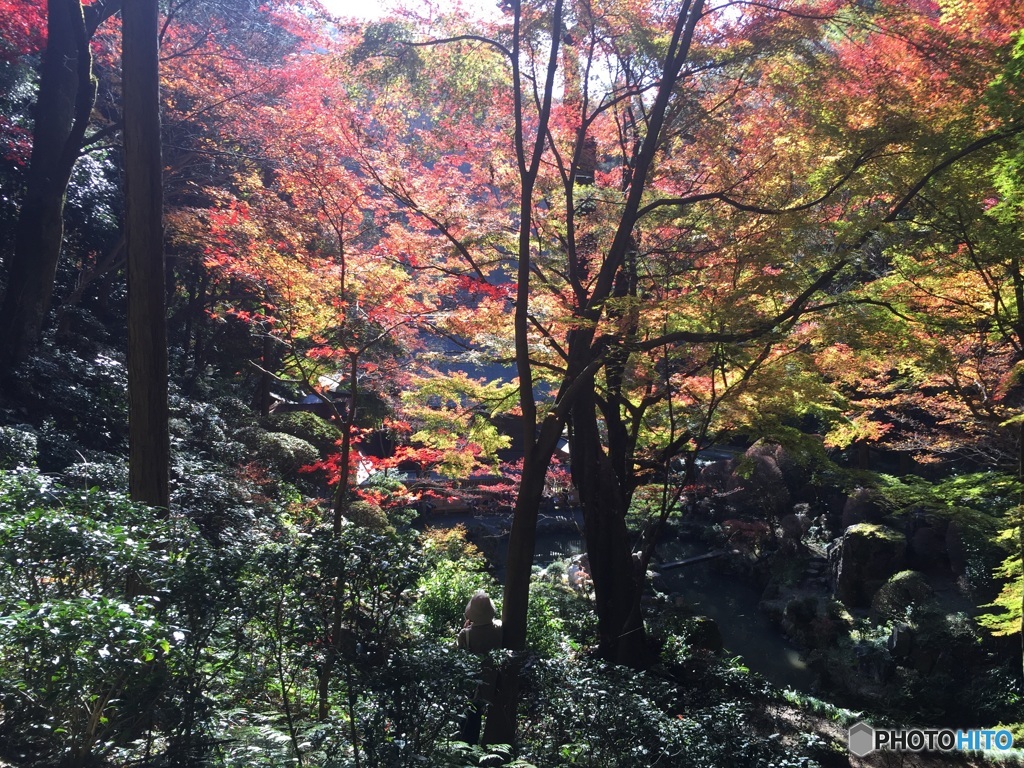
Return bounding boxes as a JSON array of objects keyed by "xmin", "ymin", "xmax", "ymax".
[{"xmin": 870, "ymin": 570, "xmax": 933, "ymax": 620}]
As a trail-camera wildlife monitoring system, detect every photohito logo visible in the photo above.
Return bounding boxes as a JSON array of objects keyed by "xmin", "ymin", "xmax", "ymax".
[{"xmin": 848, "ymin": 721, "xmax": 1015, "ymax": 756}]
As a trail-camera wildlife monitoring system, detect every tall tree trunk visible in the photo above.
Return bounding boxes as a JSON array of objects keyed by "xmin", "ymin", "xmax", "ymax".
[
  {"xmin": 498, "ymin": 451, "xmax": 550, "ymax": 651},
  {"xmin": 484, "ymin": 413, "xmax": 564, "ymax": 746},
  {"xmin": 488, "ymin": 0, "xmax": 704, "ymax": 740},
  {"xmin": 123, "ymin": 0, "xmax": 169, "ymax": 510},
  {"xmin": 0, "ymin": 0, "xmax": 96, "ymax": 366},
  {"xmin": 569, "ymin": 388, "xmax": 647, "ymax": 666}
]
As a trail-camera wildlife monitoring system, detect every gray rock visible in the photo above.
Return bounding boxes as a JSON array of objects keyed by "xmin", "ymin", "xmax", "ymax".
[
  {"xmin": 834, "ymin": 523, "xmax": 907, "ymax": 607},
  {"xmin": 887, "ymin": 623, "xmax": 913, "ymax": 658}
]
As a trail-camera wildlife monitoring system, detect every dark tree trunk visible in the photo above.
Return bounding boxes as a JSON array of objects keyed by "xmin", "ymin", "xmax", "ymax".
[
  {"xmin": 332, "ymin": 352, "xmax": 359, "ymax": 535},
  {"xmin": 123, "ymin": 0, "xmax": 169, "ymax": 510},
  {"xmin": 0, "ymin": 0, "xmax": 97, "ymax": 366},
  {"xmin": 1018, "ymin": 422, "xmax": 1023, "ymax": 682},
  {"xmin": 569, "ymin": 388, "xmax": 647, "ymax": 667},
  {"xmin": 498, "ymin": 452, "xmax": 549, "ymax": 651},
  {"xmin": 483, "ymin": 413, "xmax": 564, "ymax": 746},
  {"xmin": 256, "ymin": 330, "xmax": 278, "ymax": 417}
]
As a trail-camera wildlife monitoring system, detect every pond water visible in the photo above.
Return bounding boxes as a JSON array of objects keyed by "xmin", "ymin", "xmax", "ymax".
[
  {"xmin": 421, "ymin": 511, "xmax": 815, "ymax": 692},
  {"xmin": 656, "ymin": 540, "xmax": 816, "ymax": 691},
  {"xmin": 536, "ymin": 533, "xmax": 816, "ymax": 690}
]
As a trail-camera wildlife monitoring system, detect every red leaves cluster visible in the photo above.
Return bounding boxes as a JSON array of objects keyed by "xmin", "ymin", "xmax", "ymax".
[{"xmin": 0, "ymin": 0, "xmax": 47, "ymax": 61}]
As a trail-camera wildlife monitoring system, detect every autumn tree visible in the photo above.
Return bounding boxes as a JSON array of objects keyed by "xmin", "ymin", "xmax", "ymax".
[
  {"xmin": 339, "ymin": 2, "xmax": 1024, "ymax": 705},
  {"xmin": 192, "ymin": 16, "xmax": 443, "ymax": 719},
  {"xmin": 809, "ymin": 14, "xmax": 1024, "ymax": 669},
  {"xmin": 159, "ymin": 1, "xmax": 305, "ymax": 289},
  {"xmin": 0, "ymin": 0, "xmax": 121, "ymax": 367},
  {"xmin": 357, "ymin": 0, "xmax": 842, "ymax": 669}
]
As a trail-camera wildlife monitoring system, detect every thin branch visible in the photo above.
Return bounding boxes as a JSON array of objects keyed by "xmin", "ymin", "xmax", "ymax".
[{"xmin": 402, "ymin": 34, "xmax": 513, "ymax": 62}]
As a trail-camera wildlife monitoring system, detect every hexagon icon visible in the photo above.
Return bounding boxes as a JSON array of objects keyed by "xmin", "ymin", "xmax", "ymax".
[{"xmin": 848, "ymin": 721, "xmax": 875, "ymax": 757}]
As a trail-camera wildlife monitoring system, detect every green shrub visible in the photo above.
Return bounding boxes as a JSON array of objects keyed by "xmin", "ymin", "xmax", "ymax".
[
  {"xmin": 526, "ymin": 588, "xmax": 564, "ymax": 658},
  {"xmin": 520, "ymin": 657, "xmax": 817, "ymax": 768},
  {"xmin": 0, "ymin": 596, "xmax": 178, "ymax": 764},
  {"xmin": 0, "ymin": 425, "xmax": 37, "ymax": 469},
  {"xmin": 61, "ymin": 459, "xmax": 129, "ymax": 492},
  {"xmin": 169, "ymin": 394, "xmax": 248, "ymax": 464},
  {"xmin": 171, "ymin": 458, "xmax": 262, "ymax": 542},
  {"xmin": 256, "ymin": 431, "xmax": 321, "ymax": 477},
  {"xmin": 528, "ymin": 575, "xmax": 595, "ymax": 649},
  {"xmin": 347, "ymin": 499, "xmax": 394, "ymax": 533},
  {"xmin": 12, "ymin": 350, "xmax": 129, "ymax": 469},
  {"xmin": 266, "ymin": 410, "xmax": 342, "ymax": 456},
  {"xmin": 0, "ymin": 471, "xmax": 202, "ymax": 766},
  {"xmin": 421, "ymin": 525, "xmax": 483, "ymax": 566},
  {"xmin": 416, "ymin": 559, "xmax": 499, "ymax": 641},
  {"xmin": 870, "ymin": 570, "xmax": 933, "ymax": 619}
]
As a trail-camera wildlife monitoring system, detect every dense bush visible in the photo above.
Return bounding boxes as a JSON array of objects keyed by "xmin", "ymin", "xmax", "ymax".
[
  {"xmin": 530, "ymin": 565, "xmax": 598, "ymax": 649},
  {"xmin": 0, "ymin": 467, "xmax": 848, "ymax": 768},
  {"xmin": 169, "ymin": 395, "xmax": 247, "ymax": 465},
  {"xmin": 255, "ymin": 431, "xmax": 320, "ymax": 477},
  {"xmin": 870, "ymin": 569, "xmax": 934, "ymax": 619},
  {"xmin": 171, "ymin": 458, "xmax": 263, "ymax": 542},
  {"xmin": 519, "ymin": 656, "xmax": 821, "ymax": 768},
  {"xmin": 0, "ymin": 425, "xmax": 37, "ymax": 469},
  {"xmin": 416, "ymin": 548, "xmax": 500, "ymax": 640},
  {"xmin": 266, "ymin": 410, "xmax": 342, "ymax": 457},
  {"xmin": 0, "ymin": 470, "xmax": 468, "ymax": 767},
  {"xmin": 6, "ymin": 350, "xmax": 129, "ymax": 469},
  {"xmin": 61, "ymin": 460, "xmax": 129, "ymax": 492},
  {"xmin": 346, "ymin": 499, "xmax": 394, "ymax": 532},
  {"xmin": 0, "ymin": 471, "xmax": 200, "ymax": 766}
]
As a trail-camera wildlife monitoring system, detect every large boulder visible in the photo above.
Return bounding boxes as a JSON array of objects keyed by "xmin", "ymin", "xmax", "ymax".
[{"xmin": 834, "ymin": 523, "xmax": 907, "ymax": 608}]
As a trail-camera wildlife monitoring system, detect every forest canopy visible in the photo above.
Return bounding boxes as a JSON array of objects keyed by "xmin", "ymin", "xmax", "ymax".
[{"xmin": 1, "ymin": 0, "xmax": 1024, "ymax": 765}]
